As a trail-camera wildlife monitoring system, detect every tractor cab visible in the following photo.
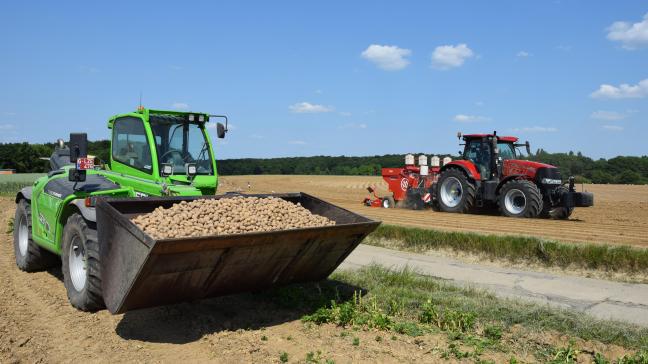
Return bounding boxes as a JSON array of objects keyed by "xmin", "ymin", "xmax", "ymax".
[{"xmin": 460, "ymin": 133, "xmax": 530, "ymax": 181}]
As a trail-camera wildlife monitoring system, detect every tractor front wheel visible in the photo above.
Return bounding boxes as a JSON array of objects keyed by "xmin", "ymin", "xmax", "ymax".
[
  {"xmin": 13, "ymin": 199, "xmax": 58, "ymax": 272},
  {"xmin": 436, "ymin": 169, "xmax": 476, "ymax": 213},
  {"xmin": 61, "ymin": 213, "xmax": 104, "ymax": 311},
  {"xmin": 498, "ymin": 180, "xmax": 543, "ymax": 218}
]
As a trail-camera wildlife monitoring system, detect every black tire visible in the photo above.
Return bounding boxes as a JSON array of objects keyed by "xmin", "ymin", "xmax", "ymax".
[
  {"xmin": 61, "ymin": 213, "xmax": 104, "ymax": 311},
  {"xmin": 13, "ymin": 199, "xmax": 59, "ymax": 272},
  {"xmin": 381, "ymin": 196, "xmax": 395, "ymax": 208},
  {"xmin": 498, "ymin": 180, "xmax": 543, "ymax": 218},
  {"xmin": 540, "ymin": 186, "xmax": 574, "ymax": 220},
  {"xmin": 435, "ymin": 169, "xmax": 476, "ymax": 213}
]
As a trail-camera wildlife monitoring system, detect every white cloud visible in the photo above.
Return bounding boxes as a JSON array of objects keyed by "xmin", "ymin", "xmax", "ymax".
[
  {"xmin": 590, "ymin": 78, "xmax": 648, "ymax": 99},
  {"xmin": 288, "ymin": 140, "xmax": 306, "ymax": 145},
  {"xmin": 361, "ymin": 44, "xmax": 412, "ymax": 71},
  {"xmin": 453, "ymin": 114, "xmax": 490, "ymax": 122},
  {"xmin": 249, "ymin": 134, "xmax": 265, "ymax": 139},
  {"xmin": 315, "ymin": 89, "xmax": 323, "ymax": 94},
  {"xmin": 590, "ymin": 110, "xmax": 626, "ymax": 121},
  {"xmin": 431, "ymin": 44, "xmax": 474, "ymax": 70},
  {"xmin": 511, "ymin": 126, "xmax": 558, "ymax": 133},
  {"xmin": 0, "ymin": 123, "xmax": 15, "ymax": 130},
  {"xmin": 171, "ymin": 102, "xmax": 189, "ymax": 110},
  {"xmin": 475, "ymin": 101, "xmax": 485, "ymax": 107},
  {"xmin": 516, "ymin": 51, "xmax": 531, "ymax": 57},
  {"xmin": 602, "ymin": 125, "xmax": 624, "ymax": 131},
  {"xmin": 289, "ymin": 102, "xmax": 334, "ymax": 113},
  {"xmin": 556, "ymin": 45, "xmax": 572, "ymax": 51},
  {"xmin": 2, "ymin": 112, "xmax": 16, "ymax": 116},
  {"xmin": 339, "ymin": 123, "xmax": 367, "ymax": 129},
  {"xmin": 339, "ymin": 111, "xmax": 352, "ymax": 117},
  {"xmin": 606, "ymin": 13, "xmax": 648, "ymax": 49}
]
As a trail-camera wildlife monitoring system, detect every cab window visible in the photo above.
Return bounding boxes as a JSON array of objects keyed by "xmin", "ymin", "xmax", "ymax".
[
  {"xmin": 112, "ymin": 117, "xmax": 153, "ymax": 173},
  {"xmin": 497, "ymin": 142, "xmax": 516, "ymax": 160}
]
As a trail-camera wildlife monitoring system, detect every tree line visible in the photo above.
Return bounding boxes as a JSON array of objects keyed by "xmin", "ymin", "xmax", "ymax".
[{"xmin": 1, "ymin": 141, "xmax": 647, "ymax": 184}]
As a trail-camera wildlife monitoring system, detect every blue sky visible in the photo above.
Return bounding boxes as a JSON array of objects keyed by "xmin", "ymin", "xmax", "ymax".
[{"xmin": 0, "ymin": 1, "xmax": 646, "ymax": 159}]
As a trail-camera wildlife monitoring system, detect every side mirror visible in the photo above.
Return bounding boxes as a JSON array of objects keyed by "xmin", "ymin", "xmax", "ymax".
[
  {"xmin": 216, "ymin": 122, "xmax": 226, "ymax": 139},
  {"xmin": 525, "ymin": 141, "xmax": 531, "ymax": 156},
  {"xmin": 69, "ymin": 133, "xmax": 88, "ymax": 182}
]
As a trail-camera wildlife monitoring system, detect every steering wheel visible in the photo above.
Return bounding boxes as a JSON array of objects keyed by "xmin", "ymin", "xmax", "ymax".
[{"xmin": 160, "ymin": 149, "xmax": 185, "ymax": 163}]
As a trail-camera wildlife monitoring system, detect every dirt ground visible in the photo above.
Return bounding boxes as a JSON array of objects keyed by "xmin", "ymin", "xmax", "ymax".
[
  {"xmin": 0, "ymin": 196, "xmax": 637, "ymax": 363},
  {"xmin": 219, "ymin": 176, "xmax": 648, "ymax": 248}
]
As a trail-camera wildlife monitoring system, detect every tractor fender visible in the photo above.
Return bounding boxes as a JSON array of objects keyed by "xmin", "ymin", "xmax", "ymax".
[
  {"xmin": 440, "ymin": 160, "xmax": 481, "ymax": 181},
  {"xmin": 69, "ymin": 199, "xmax": 96, "ymax": 223},
  {"xmin": 496, "ymin": 175, "xmax": 532, "ymax": 194},
  {"xmin": 15, "ymin": 187, "xmax": 33, "ymax": 203}
]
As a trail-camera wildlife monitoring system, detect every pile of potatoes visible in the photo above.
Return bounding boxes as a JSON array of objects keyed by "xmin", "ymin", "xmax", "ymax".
[{"xmin": 131, "ymin": 196, "xmax": 336, "ymax": 239}]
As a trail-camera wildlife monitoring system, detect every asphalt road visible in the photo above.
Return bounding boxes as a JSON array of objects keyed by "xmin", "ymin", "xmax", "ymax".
[{"xmin": 340, "ymin": 244, "xmax": 648, "ymax": 327}]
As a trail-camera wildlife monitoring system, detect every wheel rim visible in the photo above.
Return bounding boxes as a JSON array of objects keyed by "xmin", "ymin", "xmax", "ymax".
[
  {"xmin": 18, "ymin": 215, "xmax": 28, "ymax": 257},
  {"xmin": 382, "ymin": 199, "xmax": 390, "ymax": 208},
  {"xmin": 440, "ymin": 177, "xmax": 463, "ymax": 208},
  {"xmin": 69, "ymin": 235, "xmax": 87, "ymax": 292},
  {"xmin": 504, "ymin": 189, "xmax": 526, "ymax": 215}
]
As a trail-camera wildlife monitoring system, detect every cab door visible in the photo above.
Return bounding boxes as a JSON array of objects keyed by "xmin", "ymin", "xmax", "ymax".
[
  {"xmin": 110, "ymin": 116, "xmax": 161, "ymax": 196},
  {"xmin": 464, "ymin": 140, "xmax": 492, "ymax": 179}
]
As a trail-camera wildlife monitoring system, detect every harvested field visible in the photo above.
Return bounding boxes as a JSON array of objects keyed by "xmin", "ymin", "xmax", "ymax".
[{"xmin": 219, "ymin": 175, "xmax": 648, "ymax": 248}]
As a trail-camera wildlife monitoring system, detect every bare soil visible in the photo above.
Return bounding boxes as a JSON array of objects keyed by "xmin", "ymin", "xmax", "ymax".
[{"xmin": 219, "ymin": 176, "xmax": 648, "ymax": 248}]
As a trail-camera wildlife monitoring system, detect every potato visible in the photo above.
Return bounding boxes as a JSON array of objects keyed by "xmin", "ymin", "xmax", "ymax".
[{"xmin": 131, "ymin": 196, "xmax": 335, "ymax": 240}]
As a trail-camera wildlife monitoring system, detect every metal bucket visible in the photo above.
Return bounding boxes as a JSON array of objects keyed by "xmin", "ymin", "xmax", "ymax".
[{"xmin": 96, "ymin": 193, "xmax": 380, "ymax": 314}]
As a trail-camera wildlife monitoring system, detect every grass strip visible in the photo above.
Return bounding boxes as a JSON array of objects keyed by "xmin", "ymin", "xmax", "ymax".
[
  {"xmin": 365, "ymin": 224, "xmax": 648, "ymax": 273},
  {"xmin": 267, "ymin": 265, "xmax": 648, "ymax": 361}
]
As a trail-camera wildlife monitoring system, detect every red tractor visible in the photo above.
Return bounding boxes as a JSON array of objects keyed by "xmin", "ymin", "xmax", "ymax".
[{"xmin": 364, "ymin": 132, "xmax": 594, "ymax": 219}]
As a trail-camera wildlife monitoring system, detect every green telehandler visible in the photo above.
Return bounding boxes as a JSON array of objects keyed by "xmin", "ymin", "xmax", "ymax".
[{"xmin": 13, "ymin": 107, "xmax": 378, "ymax": 314}]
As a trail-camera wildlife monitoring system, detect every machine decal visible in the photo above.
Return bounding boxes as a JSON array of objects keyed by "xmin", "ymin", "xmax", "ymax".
[
  {"xmin": 400, "ymin": 178, "xmax": 408, "ymax": 191},
  {"xmin": 38, "ymin": 212, "xmax": 50, "ymax": 232}
]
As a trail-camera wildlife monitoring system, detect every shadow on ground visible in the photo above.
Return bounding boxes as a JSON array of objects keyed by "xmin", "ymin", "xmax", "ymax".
[{"xmin": 114, "ymin": 279, "xmax": 363, "ymax": 344}]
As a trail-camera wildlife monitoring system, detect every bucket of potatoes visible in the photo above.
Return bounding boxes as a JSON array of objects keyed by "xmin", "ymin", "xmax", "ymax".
[{"xmin": 131, "ymin": 196, "xmax": 336, "ymax": 240}]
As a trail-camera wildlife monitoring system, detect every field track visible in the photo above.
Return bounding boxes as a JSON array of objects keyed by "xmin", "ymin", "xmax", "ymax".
[{"xmin": 220, "ymin": 175, "xmax": 648, "ymax": 248}]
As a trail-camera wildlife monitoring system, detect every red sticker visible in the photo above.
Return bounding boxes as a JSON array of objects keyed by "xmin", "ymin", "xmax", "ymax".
[{"xmin": 76, "ymin": 158, "xmax": 95, "ymax": 170}]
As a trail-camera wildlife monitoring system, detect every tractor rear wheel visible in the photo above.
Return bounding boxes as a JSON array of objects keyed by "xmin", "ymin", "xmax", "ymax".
[
  {"xmin": 436, "ymin": 169, "xmax": 476, "ymax": 213},
  {"xmin": 13, "ymin": 199, "xmax": 59, "ymax": 272},
  {"xmin": 381, "ymin": 196, "xmax": 395, "ymax": 208},
  {"xmin": 498, "ymin": 180, "xmax": 543, "ymax": 218},
  {"xmin": 61, "ymin": 213, "xmax": 104, "ymax": 311}
]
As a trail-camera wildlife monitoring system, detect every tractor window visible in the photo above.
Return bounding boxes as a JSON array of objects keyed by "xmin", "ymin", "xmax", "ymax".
[
  {"xmin": 112, "ymin": 117, "xmax": 153, "ymax": 173},
  {"xmin": 149, "ymin": 117, "xmax": 214, "ymax": 175},
  {"xmin": 464, "ymin": 140, "xmax": 491, "ymax": 178},
  {"xmin": 497, "ymin": 142, "xmax": 516, "ymax": 160}
]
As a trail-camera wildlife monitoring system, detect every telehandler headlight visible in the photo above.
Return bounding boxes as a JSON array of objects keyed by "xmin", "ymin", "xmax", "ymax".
[
  {"xmin": 185, "ymin": 163, "xmax": 197, "ymax": 178},
  {"xmin": 161, "ymin": 163, "xmax": 173, "ymax": 177},
  {"xmin": 198, "ymin": 114, "xmax": 205, "ymax": 122},
  {"xmin": 188, "ymin": 114, "xmax": 196, "ymax": 122}
]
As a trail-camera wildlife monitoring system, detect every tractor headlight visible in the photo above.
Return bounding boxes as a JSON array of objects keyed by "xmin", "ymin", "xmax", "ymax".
[
  {"xmin": 198, "ymin": 114, "xmax": 205, "ymax": 122},
  {"xmin": 542, "ymin": 178, "xmax": 562, "ymax": 185},
  {"xmin": 188, "ymin": 114, "xmax": 195, "ymax": 122}
]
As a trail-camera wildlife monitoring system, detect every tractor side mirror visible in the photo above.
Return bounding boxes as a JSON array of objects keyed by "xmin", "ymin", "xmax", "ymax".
[
  {"xmin": 525, "ymin": 141, "xmax": 531, "ymax": 156},
  {"xmin": 216, "ymin": 122, "xmax": 226, "ymax": 139},
  {"xmin": 68, "ymin": 133, "xmax": 88, "ymax": 182}
]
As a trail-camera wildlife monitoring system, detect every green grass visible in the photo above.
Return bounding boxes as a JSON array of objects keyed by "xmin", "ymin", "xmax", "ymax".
[
  {"xmin": 0, "ymin": 173, "xmax": 44, "ymax": 196},
  {"xmin": 365, "ymin": 224, "xmax": 648, "ymax": 274},
  {"xmin": 272, "ymin": 264, "xmax": 648, "ymax": 360}
]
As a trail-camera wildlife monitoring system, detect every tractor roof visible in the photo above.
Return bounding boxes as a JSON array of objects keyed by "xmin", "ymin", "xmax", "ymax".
[
  {"xmin": 107, "ymin": 107, "xmax": 211, "ymax": 128},
  {"xmin": 463, "ymin": 134, "xmax": 518, "ymax": 143}
]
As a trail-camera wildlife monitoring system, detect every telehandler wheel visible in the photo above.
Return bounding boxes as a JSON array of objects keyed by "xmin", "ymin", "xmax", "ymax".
[
  {"xmin": 498, "ymin": 180, "xmax": 543, "ymax": 218},
  {"xmin": 13, "ymin": 199, "xmax": 59, "ymax": 272},
  {"xmin": 61, "ymin": 213, "xmax": 104, "ymax": 311},
  {"xmin": 381, "ymin": 196, "xmax": 395, "ymax": 208},
  {"xmin": 436, "ymin": 169, "xmax": 476, "ymax": 213}
]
